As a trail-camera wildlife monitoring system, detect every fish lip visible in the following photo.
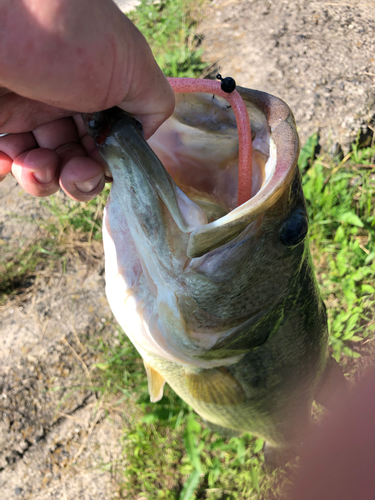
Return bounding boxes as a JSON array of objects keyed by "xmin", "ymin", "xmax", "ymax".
[
  {"xmin": 85, "ymin": 107, "xmax": 196, "ymax": 236},
  {"xmin": 83, "ymin": 108, "xmax": 144, "ymax": 147},
  {"xmin": 187, "ymin": 88, "xmax": 300, "ymax": 258}
]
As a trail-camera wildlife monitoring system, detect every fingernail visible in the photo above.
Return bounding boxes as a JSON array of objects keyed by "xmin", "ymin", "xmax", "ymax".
[
  {"xmin": 75, "ymin": 174, "xmax": 103, "ymax": 193},
  {"xmin": 33, "ymin": 169, "xmax": 55, "ymax": 184}
]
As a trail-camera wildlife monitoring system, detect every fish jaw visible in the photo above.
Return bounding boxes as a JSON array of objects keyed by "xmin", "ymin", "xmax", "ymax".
[
  {"xmin": 86, "ymin": 109, "xmax": 247, "ymax": 368},
  {"xmin": 102, "ymin": 196, "xmax": 246, "ymax": 369},
  {"xmin": 83, "ymin": 108, "xmax": 206, "ymax": 236}
]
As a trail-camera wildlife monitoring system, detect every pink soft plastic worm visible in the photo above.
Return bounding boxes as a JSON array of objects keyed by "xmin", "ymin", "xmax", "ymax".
[{"xmin": 168, "ymin": 77, "xmax": 253, "ymax": 206}]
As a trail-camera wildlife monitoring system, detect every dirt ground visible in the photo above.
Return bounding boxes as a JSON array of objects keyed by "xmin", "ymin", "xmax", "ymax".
[
  {"xmin": 0, "ymin": 1, "xmax": 374, "ymax": 499},
  {"xmin": 0, "ymin": 176, "xmax": 124, "ymax": 499},
  {"xmin": 199, "ymin": 0, "xmax": 375, "ymax": 153}
]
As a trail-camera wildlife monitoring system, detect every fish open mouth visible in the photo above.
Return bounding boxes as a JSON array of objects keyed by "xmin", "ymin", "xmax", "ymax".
[
  {"xmin": 84, "ymin": 79, "xmax": 299, "ymax": 258},
  {"xmin": 148, "ymin": 91, "xmax": 273, "ymax": 220},
  {"xmin": 147, "ymin": 80, "xmax": 299, "ymax": 257}
]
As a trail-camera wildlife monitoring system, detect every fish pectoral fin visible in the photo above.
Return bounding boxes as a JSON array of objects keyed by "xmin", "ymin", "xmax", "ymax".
[
  {"xmin": 143, "ymin": 361, "xmax": 166, "ymax": 403},
  {"xmin": 185, "ymin": 367, "xmax": 246, "ymax": 406}
]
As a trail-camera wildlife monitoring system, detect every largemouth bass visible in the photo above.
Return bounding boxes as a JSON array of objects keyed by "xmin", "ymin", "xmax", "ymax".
[{"xmin": 84, "ymin": 86, "xmax": 344, "ymax": 467}]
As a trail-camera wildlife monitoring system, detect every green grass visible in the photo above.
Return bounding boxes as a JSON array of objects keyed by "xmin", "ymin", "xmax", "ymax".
[
  {"xmin": 0, "ymin": 187, "xmax": 109, "ymax": 304},
  {"xmin": 300, "ymin": 133, "xmax": 375, "ymax": 365},
  {"xmin": 128, "ymin": 0, "xmax": 207, "ymax": 78}
]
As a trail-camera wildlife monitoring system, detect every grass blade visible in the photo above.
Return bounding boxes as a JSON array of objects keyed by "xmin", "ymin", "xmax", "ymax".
[{"xmin": 179, "ymin": 469, "xmax": 201, "ymax": 500}]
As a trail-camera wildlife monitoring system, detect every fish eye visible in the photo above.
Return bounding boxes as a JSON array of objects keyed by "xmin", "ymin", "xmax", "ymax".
[
  {"xmin": 279, "ymin": 208, "xmax": 308, "ymax": 247},
  {"xmin": 291, "ymin": 177, "xmax": 301, "ymax": 196}
]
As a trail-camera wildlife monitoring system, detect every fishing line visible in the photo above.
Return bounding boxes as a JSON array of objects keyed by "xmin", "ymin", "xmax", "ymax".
[{"xmin": 194, "ymin": 33, "xmax": 232, "ymax": 80}]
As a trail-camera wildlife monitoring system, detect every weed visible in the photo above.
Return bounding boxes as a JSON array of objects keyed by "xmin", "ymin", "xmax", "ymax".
[
  {"xmin": 301, "ymin": 134, "xmax": 375, "ymax": 364},
  {"xmin": 128, "ymin": 0, "xmax": 207, "ymax": 77},
  {"xmin": 0, "ymin": 233, "xmax": 55, "ymax": 302},
  {"xmin": 0, "ymin": 187, "xmax": 109, "ymax": 305}
]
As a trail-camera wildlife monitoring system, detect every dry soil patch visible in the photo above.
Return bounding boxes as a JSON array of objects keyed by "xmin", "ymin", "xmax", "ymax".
[{"xmin": 199, "ymin": 0, "xmax": 375, "ymax": 152}]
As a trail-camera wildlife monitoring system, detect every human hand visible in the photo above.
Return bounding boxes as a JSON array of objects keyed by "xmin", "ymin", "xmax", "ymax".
[{"xmin": 0, "ymin": 0, "xmax": 175, "ymax": 201}]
